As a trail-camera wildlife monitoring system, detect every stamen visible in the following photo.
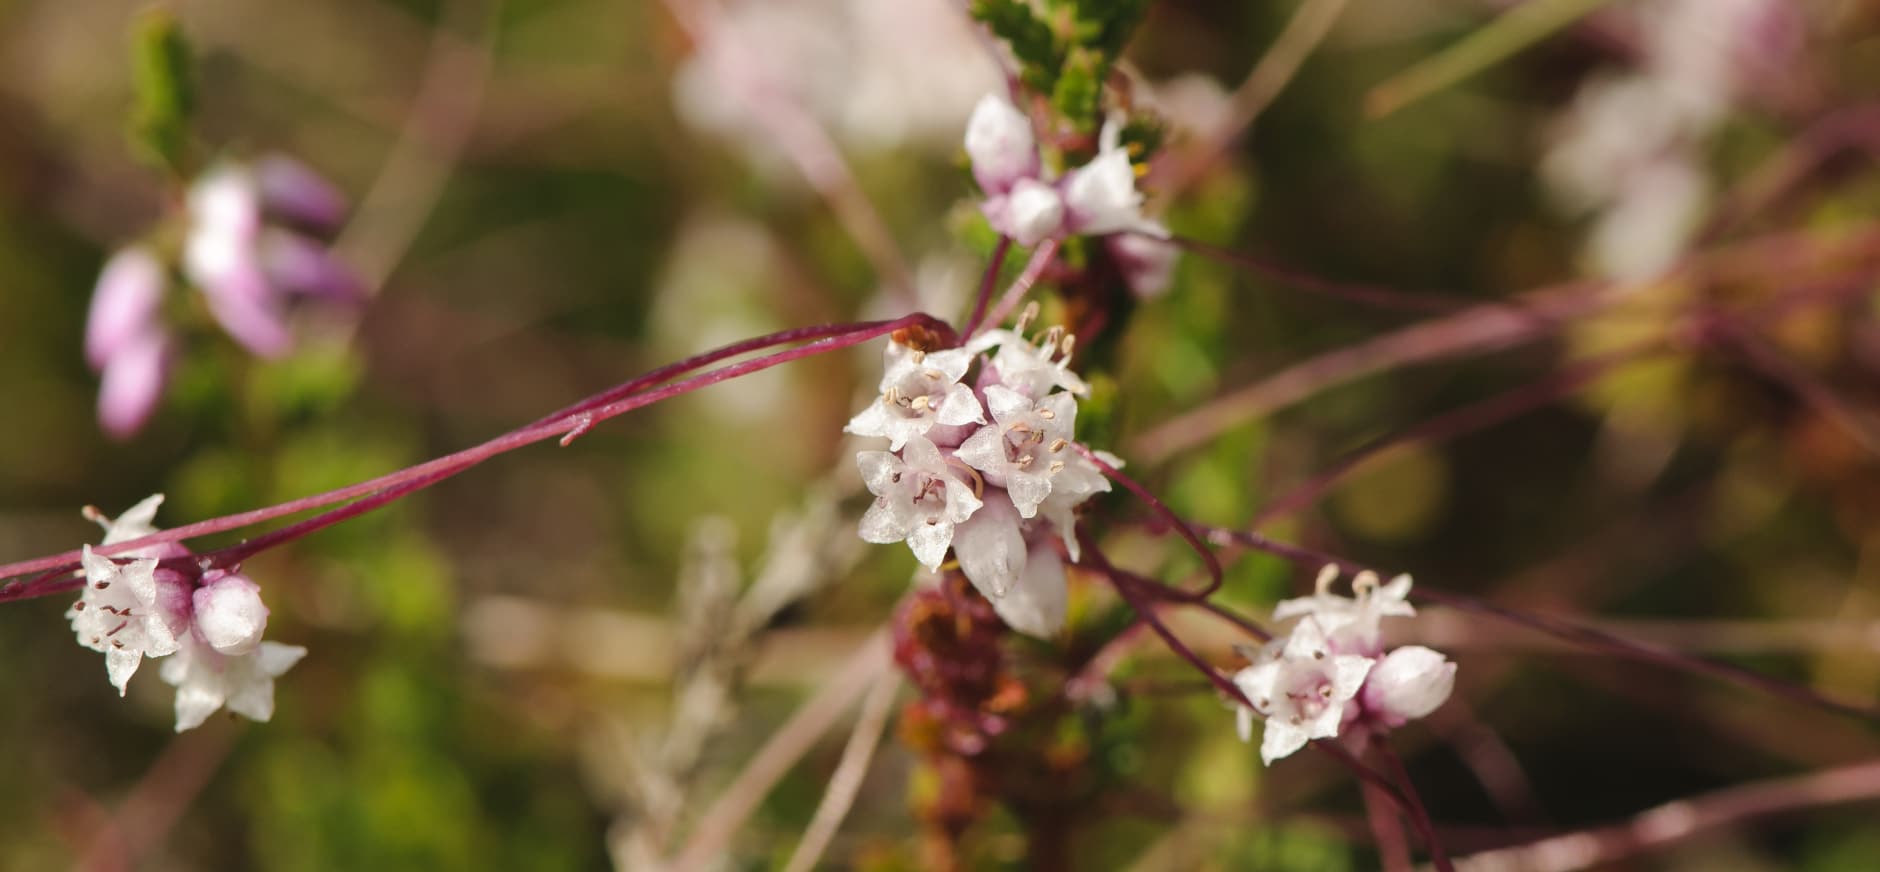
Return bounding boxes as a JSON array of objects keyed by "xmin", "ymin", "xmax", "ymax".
[
  {"xmin": 910, "ymin": 395, "xmax": 932, "ymax": 411},
  {"xmin": 910, "ymin": 350, "xmax": 926, "ymax": 364},
  {"xmin": 1037, "ymin": 408, "xmax": 1055, "ymax": 420},
  {"xmin": 1314, "ymin": 564, "xmax": 1339, "ymax": 596},
  {"xmin": 1048, "ymin": 438, "xmax": 1067, "ymax": 453},
  {"xmin": 1015, "ymin": 302, "xmax": 1040, "ymax": 335},
  {"xmin": 1353, "ymin": 570, "xmax": 1380, "ymax": 599},
  {"xmin": 1059, "ymin": 334, "xmax": 1076, "ymax": 365},
  {"xmin": 1047, "ymin": 460, "xmax": 1065, "ymax": 474}
]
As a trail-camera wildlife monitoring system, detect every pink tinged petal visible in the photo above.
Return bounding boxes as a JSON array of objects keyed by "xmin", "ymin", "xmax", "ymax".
[
  {"xmin": 1003, "ymin": 178, "xmax": 1064, "ymax": 247},
  {"xmin": 982, "ymin": 385, "xmax": 1031, "ymax": 424},
  {"xmin": 99, "ymin": 494, "xmax": 165, "ymax": 544},
  {"xmin": 1005, "ymin": 472, "xmax": 1051, "ymax": 519},
  {"xmin": 859, "ymin": 502, "xmax": 914, "ymax": 545},
  {"xmin": 225, "ymin": 642, "xmax": 307, "ymax": 722},
  {"xmin": 1260, "ymin": 719, "xmax": 1311, "ymax": 765},
  {"xmin": 1363, "ymin": 646, "xmax": 1456, "ymax": 726},
  {"xmin": 988, "ymin": 542, "xmax": 1066, "ymax": 637},
  {"xmin": 964, "ymin": 93, "xmax": 1039, "ymax": 195},
  {"xmin": 254, "ymin": 155, "xmax": 347, "ymax": 233},
  {"xmin": 1063, "ymin": 149, "xmax": 1161, "ymax": 238},
  {"xmin": 85, "ymin": 248, "xmax": 166, "ymax": 371},
  {"xmin": 258, "ymin": 230, "xmax": 363, "ymax": 302},
  {"xmin": 96, "ymin": 330, "xmax": 173, "ymax": 440},
  {"xmin": 952, "ymin": 495, "xmax": 1025, "ymax": 599},
  {"xmin": 934, "ymin": 384, "xmax": 987, "ymax": 427},
  {"xmin": 200, "ymin": 267, "xmax": 294, "ymax": 358},
  {"xmin": 194, "ymin": 573, "xmax": 270, "ymax": 656},
  {"xmin": 900, "ymin": 435, "xmax": 945, "ymax": 470},
  {"xmin": 955, "ymin": 425, "xmax": 1008, "ymax": 485},
  {"xmin": 906, "ymin": 519, "xmax": 954, "ymax": 569},
  {"xmin": 106, "ymin": 647, "xmax": 144, "ymax": 697},
  {"xmin": 188, "ymin": 166, "xmax": 262, "ymax": 238},
  {"xmin": 845, "ymin": 402, "xmax": 900, "ymax": 445},
  {"xmin": 1108, "ymin": 233, "xmax": 1179, "ymax": 299}
]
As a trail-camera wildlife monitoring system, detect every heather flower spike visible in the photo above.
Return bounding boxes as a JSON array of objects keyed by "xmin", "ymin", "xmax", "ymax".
[{"xmin": 964, "ymin": 94, "xmax": 1162, "ymax": 246}]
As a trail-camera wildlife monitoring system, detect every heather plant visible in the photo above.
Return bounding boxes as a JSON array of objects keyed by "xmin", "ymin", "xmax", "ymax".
[{"xmin": 4, "ymin": 2, "xmax": 1880, "ymax": 870}]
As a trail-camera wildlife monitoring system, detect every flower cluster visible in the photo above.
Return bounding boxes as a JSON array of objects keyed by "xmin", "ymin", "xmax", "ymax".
[
  {"xmin": 1233, "ymin": 566, "xmax": 1456, "ymax": 765},
  {"xmin": 964, "ymin": 93, "xmax": 1166, "ymax": 247},
  {"xmin": 66, "ymin": 495, "xmax": 305, "ymax": 731},
  {"xmin": 85, "ymin": 155, "xmax": 360, "ymax": 438},
  {"xmin": 1543, "ymin": 0, "xmax": 1802, "ymax": 279},
  {"xmin": 849, "ymin": 311, "xmax": 1116, "ymax": 637}
]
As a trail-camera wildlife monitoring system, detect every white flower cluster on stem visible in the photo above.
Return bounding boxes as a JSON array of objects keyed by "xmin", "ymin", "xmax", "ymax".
[
  {"xmin": 848, "ymin": 311, "xmax": 1117, "ymax": 637},
  {"xmin": 66, "ymin": 495, "xmax": 305, "ymax": 732},
  {"xmin": 964, "ymin": 93, "xmax": 1167, "ymax": 247},
  {"xmin": 1233, "ymin": 566, "xmax": 1456, "ymax": 765}
]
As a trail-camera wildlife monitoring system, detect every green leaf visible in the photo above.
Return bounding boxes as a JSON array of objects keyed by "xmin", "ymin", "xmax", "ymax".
[
  {"xmin": 1365, "ymin": 0, "xmax": 1621, "ymax": 118},
  {"xmin": 971, "ymin": 0, "xmax": 1062, "ymax": 90},
  {"xmin": 1050, "ymin": 45, "xmax": 1104, "ymax": 131},
  {"xmin": 127, "ymin": 7, "xmax": 195, "ymax": 174}
]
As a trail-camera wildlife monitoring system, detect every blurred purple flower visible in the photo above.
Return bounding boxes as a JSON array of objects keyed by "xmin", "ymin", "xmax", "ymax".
[
  {"xmin": 95, "ymin": 328, "xmax": 174, "ymax": 440},
  {"xmin": 84, "ymin": 247, "xmax": 165, "ymax": 371}
]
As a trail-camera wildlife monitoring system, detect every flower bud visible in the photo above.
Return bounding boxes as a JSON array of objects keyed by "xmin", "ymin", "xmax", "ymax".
[
  {"xmin": 193, "ymin": 572, "xmax": 271, "ymax": 656},
  {"xmin": 96, "ymin": 329, "xmax": 173, "ymax": 440},
  {"xmin": 965, "ymin": 94, "xmax": 1039, "ymax": 195},
  {"xmin": 85, "ymin": 248, "xmax": 166, "ymax": 371},
  {"xmin": 259, "ymin": 229, "xmax": 364, "ymax": 302},
  {"xmin": 1002, "ymin": 178, "xmax": 1065, "ymax": 247},
  {"xmin": 254, "ymin": 154, "xmax": 348, "ymax": 233},
  {"xmin": 1362, "ymin": 645, "xmax": 1456, "ymax": 727}
]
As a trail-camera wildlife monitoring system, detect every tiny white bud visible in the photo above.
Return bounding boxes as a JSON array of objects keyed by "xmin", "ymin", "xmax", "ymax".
[
  {"xmin": 1362, "ymin": 645, "xmax": 1457, "ymax": 727},
  {"xmin": 193, "ymin": 573, "xmax": 271, "ymax": 656}
]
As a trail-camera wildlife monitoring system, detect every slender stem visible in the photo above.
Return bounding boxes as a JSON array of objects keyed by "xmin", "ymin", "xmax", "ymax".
[
  {"xmin": 1162, "ymin": 234, "xmax": 1472, "ymax": 314},
  {"xmin": 0, "ymin": 315, "xmax": 945, "ymax": 599},
  {"xmin": 1374, "ymin": 734, "xmax": 1455, "ymax": 872},
  {"xmin": 974, "ymin": 239, "xmax": 1060, "ymax": 337},
  {"xmin": 1439, "ymin": 758, "xmax": 1880, "ymax": 872},
  {"xmin": 961, "ymin": 236, "xmax": 1013, "ymax": 337},
  {"xmin": 1249, "ymin": 341, "xmax": 1663, "ymax": 528},
  {"xmin": 1075, "ymin": 445, "xmax": 1224, "ymax": 601},
  {"xmin": 781, "ymin": 669, "xmax": 902, "ymax": 872},
  {"xmin": 1192, "ymin": 523, "xmax": 1880, "ymax": 723}
]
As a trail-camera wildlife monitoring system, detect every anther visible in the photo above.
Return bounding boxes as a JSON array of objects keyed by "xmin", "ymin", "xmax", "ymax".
[
  {"xmin": 1049, "ymin": 438, "xmax": 1067, "ymax": 452},
  {"xmin": 1037, "ymin": 408, "xmax": 1055, "ymax": 420},
  {"xmin": 1314, "ymin": 564, "xmax": 1339, "ymax": 596},
  {"xmin": 1047, "ymin": 461, "xmax": 1065, "ymax": 474}
]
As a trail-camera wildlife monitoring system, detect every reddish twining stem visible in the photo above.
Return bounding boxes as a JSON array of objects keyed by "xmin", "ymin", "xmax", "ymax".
[
  {"xmin": 1074, "ymin": 444, "xmax": 1224, "ymax": 601},
  {"xmin": 1077, "ymin": 534, "xmax": 1452, "ymax": 869},
  {"xmin": 0, "ymin": 314, "xmax": 950, "ymax": 601},
  {"xmin": 960, "ymin": 235, "xmax": 1013, "ymax": 338},
  {"xmin": 1193, "ymin": 523, "xmax": 1880, "ymax": 724}
]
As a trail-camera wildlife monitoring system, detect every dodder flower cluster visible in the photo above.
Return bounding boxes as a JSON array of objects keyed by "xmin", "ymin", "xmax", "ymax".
[
  {"xmin": 1234, "ymin": 567, "xmax": 1456, "ymax": 764},
  {"xmin": 66, "ymin": 496, "xmax": 304, "ymax": 732},
  {"xmin": 849, "ymin": 313, "xmax": 1116, "ymax": 637},
  {"xmin": 965, "ymin": 93, "xmax": 1165, "ymax": 247}
]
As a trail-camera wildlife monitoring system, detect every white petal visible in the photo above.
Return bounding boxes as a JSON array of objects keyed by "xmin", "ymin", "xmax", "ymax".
[
  {"xmin": 965, "ymin": 93, "xmax": 1039, "ymax": 194},
  {"xmin": 953, "ymin": 497, "xmax": 1026, "ymax": 598},
  {"xmin": 989, "ymin": 543, "xmax": 1067, "ymax": 637},
  {"xmin": 934, "ymin": 384, "xmax": 988, "ymax": 427},
  {"xmin": 1063, "ymin": 149, "xmax": 1146, "ymax": 236},
  {"xmin": 105, "ymin": 647, "xmax": 143, "ymax": 696},
  {"xmin": 907, "ymin": 520, "xmax": 955, "ymax": 569},
  {"xmin": 955, "ymin": 425, "xmax": 1009, "ymax": 481},
  {"xmin": 1004, "ymin": 178, "xmax": 1065, "ymax": 246},
  {"xmin": 982, "ymin": 385, "xmax": 1032, "ymax": 424},
  {"xmin": 1260, "ymin": 719, "xmax": 1311, "ymax": 765},
  {"xmin": 859, "ymin": 502, "xmax": 914, "ymax": 545},
  {"xmin": 856, "ymin": 450, "xmax": 903, "ymax": 494},
  {"xmin": 845, "ymin": 402, "xmax": 900, "ymax": 445},
  {"xmin": 1005, "ymin": 471, "xmax": 1052, "ymax": 519},
  {"xmin": 101, "ymin": 494, "xmax": 166, "ymax": 545}
]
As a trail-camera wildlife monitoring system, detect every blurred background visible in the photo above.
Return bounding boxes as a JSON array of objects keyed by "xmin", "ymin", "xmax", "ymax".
[{"xmin": 2, "ymin": 0, "xmax": 1879, "ymax": 869}]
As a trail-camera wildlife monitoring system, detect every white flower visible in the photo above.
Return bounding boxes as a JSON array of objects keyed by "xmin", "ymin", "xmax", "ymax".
[
  {"xmin": 845, "ymin": 343, "xmax": 984, "ymax": 450},
  {"xmin": 993, "ymin": 178, "xmax": 1067, "ymax": 247},
  {"xmin": 965, "ymin": 93, "xmax": 1040, "ymax": 194},
  {"xmin": 161, "ymin": 635, "xmax": 307, "ymax": 732},
  {"xmin": 968, "ymin": 319, "xmax": 1089, "ymax": 397},
  {"xmin": 1036, "ymin": 448, "xmax": 1114, "ymax": 561},
  {"xmin": 856, "ymin": 436, "xmax": 984, "ymax": 568},
  {"xmin": 956, "ymin": 386, "xmax": 1079, "ymax": 518},
  {"xmin": 68, "ymin": 546, "xmax": 187, "ymax": 696},
  {"xmin": 1233, "ymin": 618, "xmax": 1375, "ymax": 765},
  {"xmin": 193, "ymin": 572, "xmax": 270, "ymax": 656},
  {"xmin": 952, "ymin": 492, "xmax": 1026, "ymax": 600},
  {"xmin": 987, "ymin": 532, "xmax": 1067, "ymax": 638},
  {"xmin": 1062, "ymin": 118, "xmax": 1166, "ymax": 239},
  {"xmin": 1273, "ymin": 565, "xmax": 1416, "ymax": 657},
  {"xmin": 1362, "ymin": 645, "xmax": 1457, "ymax": 727}
]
